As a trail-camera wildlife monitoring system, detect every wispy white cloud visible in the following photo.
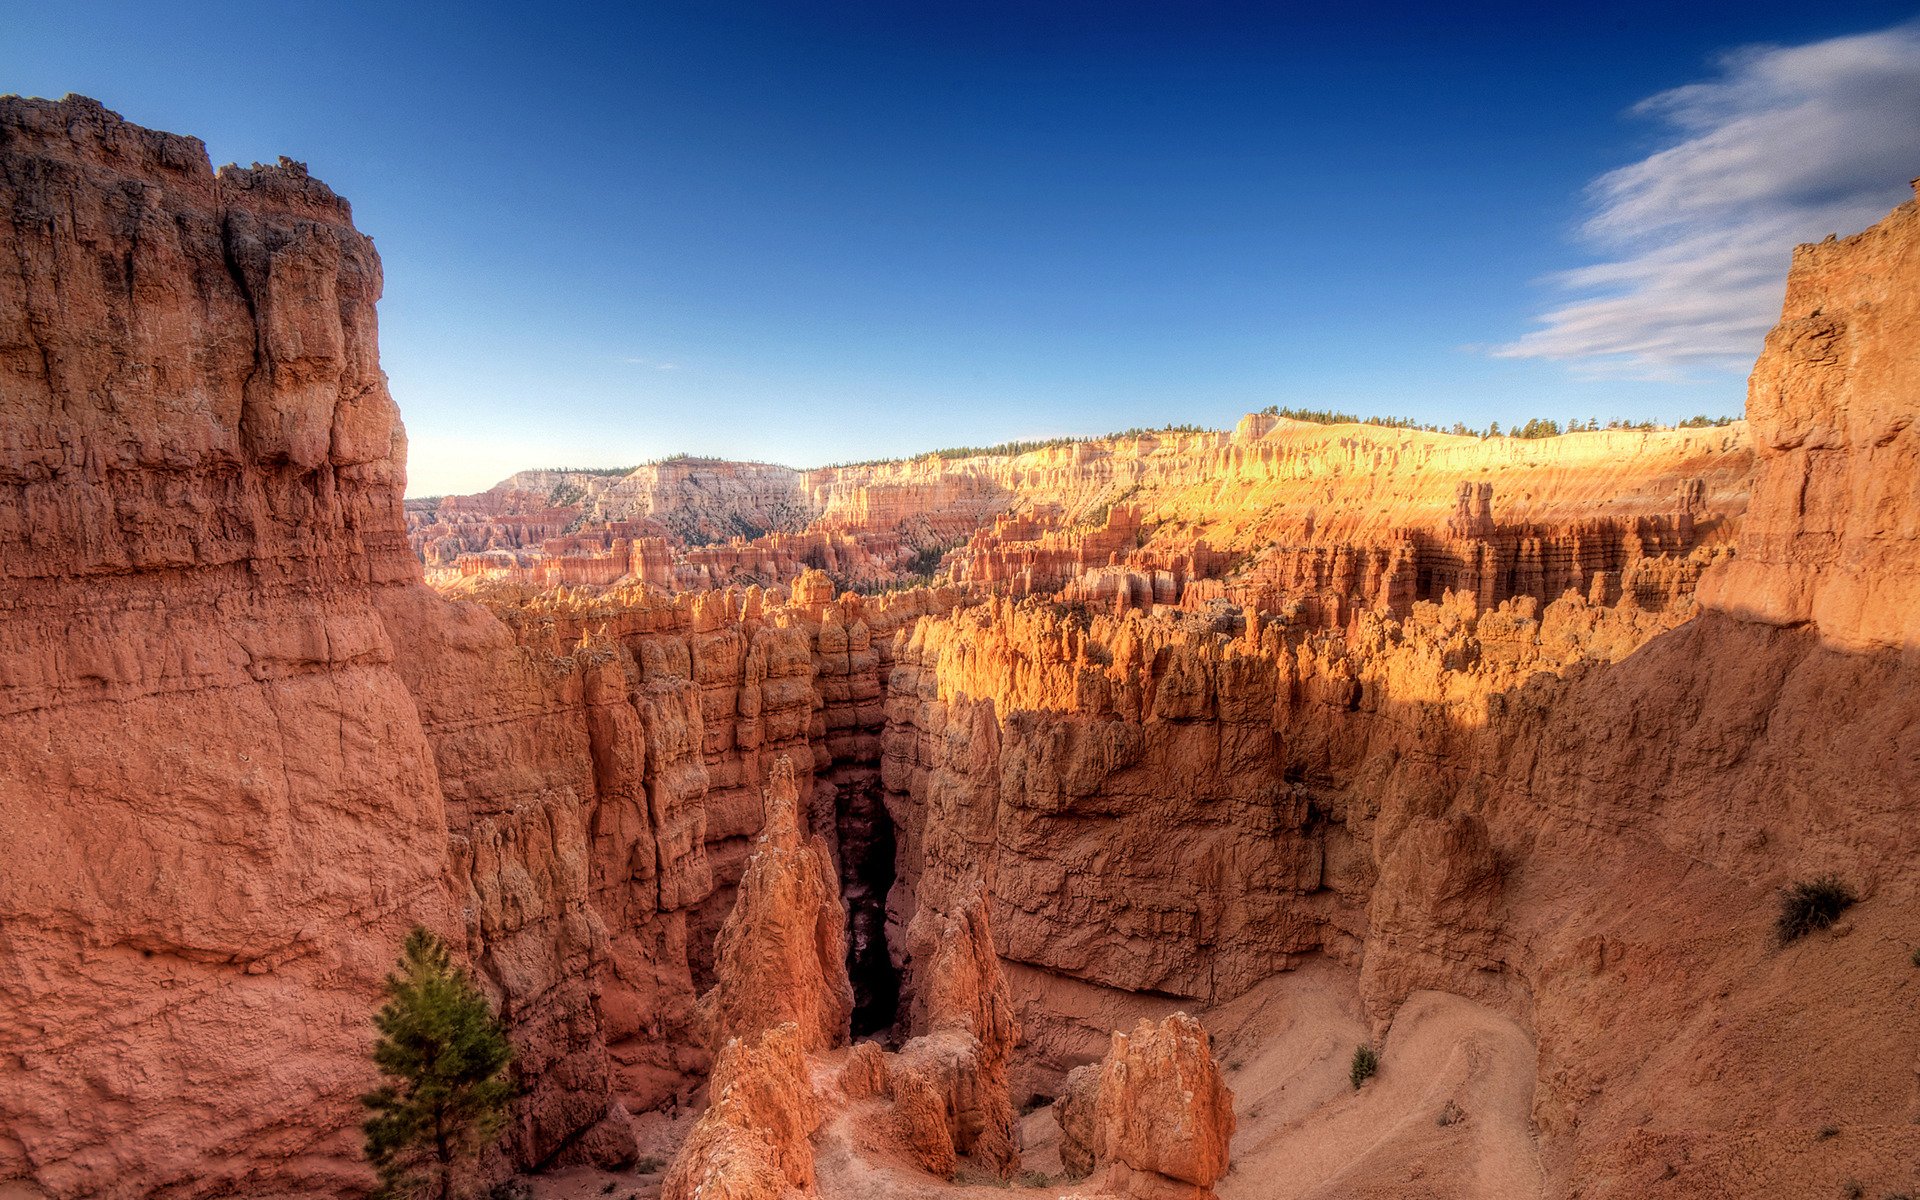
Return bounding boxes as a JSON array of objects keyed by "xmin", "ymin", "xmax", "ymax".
[{"xmin": 1496, "ymin": 22, "xmax": 1920, "ymax": 379}]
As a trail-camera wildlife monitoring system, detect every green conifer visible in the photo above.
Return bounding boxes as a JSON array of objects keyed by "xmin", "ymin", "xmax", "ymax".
[{"xmin": 361, "ymin": 927, "xmax": 515, "ymax": 1200}]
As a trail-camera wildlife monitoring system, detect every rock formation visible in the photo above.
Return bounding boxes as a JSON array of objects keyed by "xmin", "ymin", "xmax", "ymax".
[
  {"xmin": 0, "ymin": 94, "xmax": 646, "ymax": 1196},
  {"xmin": 890, "ymin": 889, "xmax": 1020, "ymax": 1175},
  {"xmin": 698, "ymin": 758, "xmax": 855, "ymax": 1055},
  {"xmin": 1056, "ymin": 1013, "xmax": 1235, "ymax": 1200},
  {"xmin": 662, "ymin": 1022, "xmax": 820, "ymax": 1200},
  {"xmin": 8, "ymin": 96, "xmax": 1920, "ymax": 1200}
]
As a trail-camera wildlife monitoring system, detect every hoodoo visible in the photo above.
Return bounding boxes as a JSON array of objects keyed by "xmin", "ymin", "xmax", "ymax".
[{"xmin": 3, "ymin": 96, "xmax": 1919, "ymax": 1200}]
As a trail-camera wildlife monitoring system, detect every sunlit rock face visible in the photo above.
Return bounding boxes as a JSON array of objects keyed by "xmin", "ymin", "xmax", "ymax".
[
  {"xmin": 8, "ymin": 95, "xmax": 1920, "ymax": 1200},
  {"xmin": 1057, "ymin": 1013, "xmax": 1235, "ymax": 1200}
]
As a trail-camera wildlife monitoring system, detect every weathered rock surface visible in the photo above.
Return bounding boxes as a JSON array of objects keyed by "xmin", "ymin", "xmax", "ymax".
[
  {"xmin": 662, "ymin": 1022, "xmax": 820, "ymax": 1200},
  {"xmin": 699, "ymin": 758, "xmax": 854, "ymax": 1055},
  {"xmin": 0, "ymin": 95, "xmax": 637, "ymax": 1196},
  {"xmin": 1057, "ymin": 1013, "xmax": 1235, "ymax": 1200},
  {"xmin": 1699, "ymin": 185, "xmax": 1920, "ymax": 651}
]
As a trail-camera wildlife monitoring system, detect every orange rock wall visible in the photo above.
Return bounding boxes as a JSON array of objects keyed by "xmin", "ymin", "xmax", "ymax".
[
  {"xmin": 0, "ymin": 96, "xmax": 626, "ymax": 1195},
  {"xmin": 11, "ymin": 96, "xmax": 1920, "ymax": 1200},
  {"xmin": 874, "ymin": 189, "xmax": 1920, "ymax": 1196}
]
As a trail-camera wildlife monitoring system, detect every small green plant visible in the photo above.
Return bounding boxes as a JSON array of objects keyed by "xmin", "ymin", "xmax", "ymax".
[
  {"xmin": 1817, "ymin": 1125, "xmax": 1839, "ymax": 1139},
  {"xmin": 1018, "ymin": 1172, "xmax": 1054, "ymax": 1187},
  {"xmin": 632, "ymin": 1156, "xmax": 665, "ymax": 1174},
  {"xmin": 362, "ymin": 926, "xmax": 516, "ymax": 1200},
  {"xmin": 1909, "ymin": 947, "xmax": 1920, "ymax": 968},
  {"xmin": 1350, "ymin": 1044, "xmax": 1379, "ymax": 1088},
  {"xmin": 1775, "ymin": 875, "xmax": 1857, "ymax": 944}
]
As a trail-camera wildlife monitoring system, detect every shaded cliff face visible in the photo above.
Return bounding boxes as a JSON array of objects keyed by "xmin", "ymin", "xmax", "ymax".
[
  {"xmin": 10, "ymin": 95, "xmax": 1920, "ymax": 1200},
  {"xmin": 875, "ymin": 187, "xmax": 1920, "ymax": 1197},
  {"xmin": 0, "ymin": 96, "xmax": 634, "ymax": 1195}
]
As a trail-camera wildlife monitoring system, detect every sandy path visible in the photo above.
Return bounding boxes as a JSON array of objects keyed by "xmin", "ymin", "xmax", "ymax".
[{"xmin": 1217, "ymin": 975, "xmax": 1544, "ymax": 1200}]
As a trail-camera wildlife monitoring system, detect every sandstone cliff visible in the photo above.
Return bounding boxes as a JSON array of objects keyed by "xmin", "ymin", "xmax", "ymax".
[
  {"xmin": 9, "ymin": 96, "xmax": 1920, "ymax": 1200},
  {"xmin": 0, "ymin": 96, "xmax": 639, "ymax": 1196}
]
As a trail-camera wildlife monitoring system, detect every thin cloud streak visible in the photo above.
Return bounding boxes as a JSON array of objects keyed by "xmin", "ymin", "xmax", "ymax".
[{"xmin": 1497, "ymin": 22, "xmax": 1920, "ymax": 379}]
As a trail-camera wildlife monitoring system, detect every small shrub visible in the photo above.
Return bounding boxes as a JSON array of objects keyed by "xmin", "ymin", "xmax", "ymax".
[
  {"xmin": 1436, "ymin": 1100, "xmax": 1464, "ymax": 1127},
  {"xmin": 1910, "ymin": 947, "xmax": 1920, "ymax": 968},
  {"xmin": 1841, "ymin": 1181, "xmax": 1863, "ymax": 1200},
  {"xmin": 1350, "ymin": 1044, "xmax": 1379, "ymax": 1089},
  {"xmin": 1776, "ymin": 875, "xmax": 1857, "ymax": 944},
  {"xmin": 1818, "ymin": 1125, "xmax": 1839, "ymax": 1139},
  {"xmin": 1018, "ymin": 1172, "xmax": 1054, "ymax": 1187},
  {"xmin": 633, "ymin": 1156, "xmax": 665, "ymax": 1174}
]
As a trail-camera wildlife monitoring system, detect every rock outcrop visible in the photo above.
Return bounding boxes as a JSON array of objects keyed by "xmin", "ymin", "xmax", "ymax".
[
  {"xmin": 662, "ymin": 1022, "xmax": 820, "ymax": 1200},
  {"xmin": 1057, "ymin": 1013, "xmax": 1235, "ymax": 1200},
  {"xmin": 891, "ymin": 889, "xmax": 1020, "ymax": 1175},
  {"xmin": 1699, "ymin": 185, "xmax": 1920, "ymax": 650},
  {"xmin": 822, "ymin": 890, "xmax": 1019, "ymax": 1184},
  {"xmin": 0, "ymin": 95, "xmax": 636, "ymax": 1196},
  {"xmin": 698, "ymin": 758, "xmax": 855, "ymax": 1055},
  {"xmin": 11, "ymin": 95, "xmax": 1920, "ymax": 1200}
]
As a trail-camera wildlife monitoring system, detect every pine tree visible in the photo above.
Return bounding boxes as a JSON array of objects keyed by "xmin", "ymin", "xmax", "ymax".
[{"xmin": 362, "ymin": 927, "xmax": 516, "ymax": 1200}]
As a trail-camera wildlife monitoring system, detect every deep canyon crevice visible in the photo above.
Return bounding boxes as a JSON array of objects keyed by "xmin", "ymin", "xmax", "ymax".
[{"xmin": 4, "ymin": 95, "xmax": 1920, "ymax": 1200}]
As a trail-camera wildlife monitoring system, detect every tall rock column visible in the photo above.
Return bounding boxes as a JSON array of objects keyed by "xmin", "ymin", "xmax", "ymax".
[{"xmin": 698, "ymin": 756, "xmax": 855, "ymax": 1054}]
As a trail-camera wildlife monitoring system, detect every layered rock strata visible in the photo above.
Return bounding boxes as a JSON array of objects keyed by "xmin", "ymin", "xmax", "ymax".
[
  {"xmin": 0, "ymin": 95, "xmax": 637, "ymax": 1195},
  {"xmin": 10, "ymin": 95, "xmax": 1920, "ymax": 1200},
  {"xmin": 409, "ymin": 411, "xmax": 1749, "ymax": 617}
]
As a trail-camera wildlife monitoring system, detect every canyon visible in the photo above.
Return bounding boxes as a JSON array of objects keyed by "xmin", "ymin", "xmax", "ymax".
[{"xmin": 2, "ymin": 95, "xmax": 1917, "ymax": 1200}]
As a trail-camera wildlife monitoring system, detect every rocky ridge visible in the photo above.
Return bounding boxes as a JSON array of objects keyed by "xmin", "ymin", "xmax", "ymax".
[{"xmin": 5, "ymin": 97, "xmax": 1920, "ymax": 1200}]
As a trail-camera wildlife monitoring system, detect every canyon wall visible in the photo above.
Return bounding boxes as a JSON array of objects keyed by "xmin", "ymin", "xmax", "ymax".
[
  {"xmin": 0, "ymin": 97, "xmax": 846, "ymax": 1197},
  {"xmin": 0, "ymin": 95, "xmax": 492, "ymax": 1197},
  {"xmin": 877, "ymin": 185, "xmax": 1920, "ymax": 1198},
  {"xmin": 7, "ymin": 95, "xmax": 1920, "ymax": 1200}
]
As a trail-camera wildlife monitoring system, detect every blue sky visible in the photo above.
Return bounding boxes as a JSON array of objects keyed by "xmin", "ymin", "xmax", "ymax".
[{"xmin": 8, "ymin": 1, "xmax": 1919, "ymax": 495}]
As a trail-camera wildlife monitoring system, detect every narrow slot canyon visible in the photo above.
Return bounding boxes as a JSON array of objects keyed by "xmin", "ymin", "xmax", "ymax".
[
  {"xmin": 8, "ymin": 94, "xmax": 1920, "ymax": 1200},
  {"xmin": 832, "ymin": 776, "xmax": 904, "ymax": 1041}
]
